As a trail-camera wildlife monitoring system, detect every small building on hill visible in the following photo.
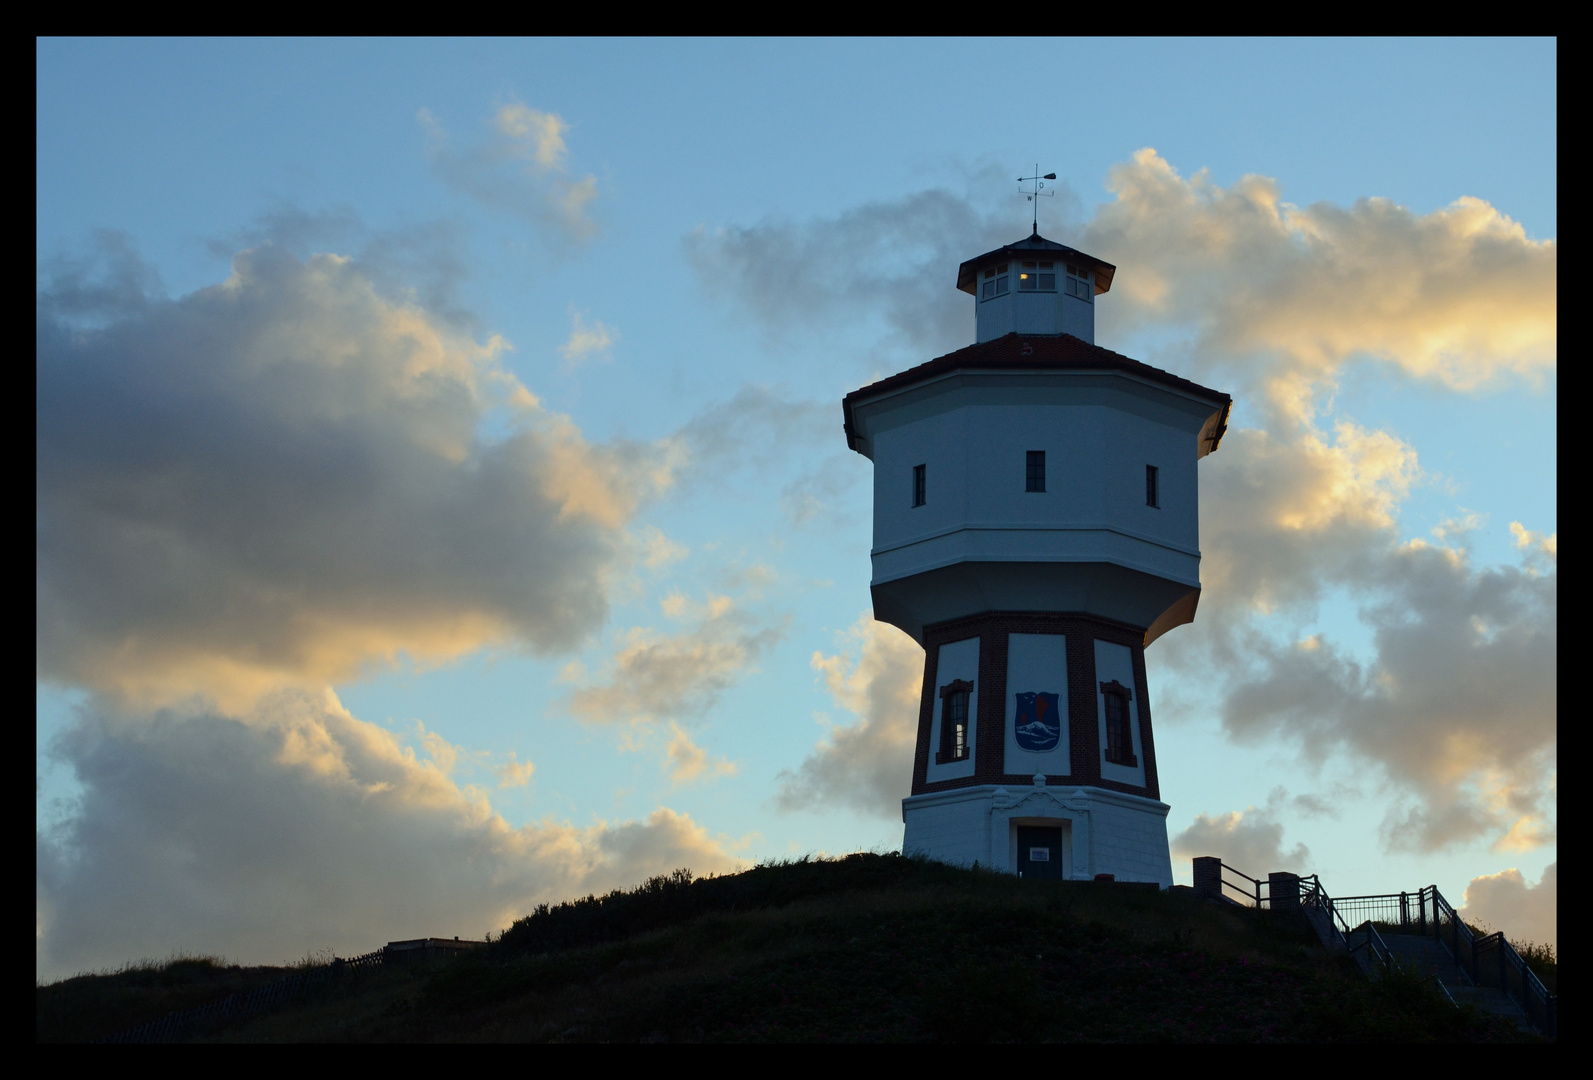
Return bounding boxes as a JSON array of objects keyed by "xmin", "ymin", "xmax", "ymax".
[{"xmin": 383, "ymin": 937, "xmax": 484, "ymax": 964}]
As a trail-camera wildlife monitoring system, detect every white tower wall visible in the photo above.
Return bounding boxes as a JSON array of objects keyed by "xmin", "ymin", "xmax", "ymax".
[
  {"xmin": 977, "ymin": 286, "xmax": 1094, "ymax": 344},
  {"xmin": 853, "ymin": 372, "xmax": 1216, "ymax": 644},
  {"xmin": 901, "ymin": 784, "xmax": 1174, "ymax": 887}
]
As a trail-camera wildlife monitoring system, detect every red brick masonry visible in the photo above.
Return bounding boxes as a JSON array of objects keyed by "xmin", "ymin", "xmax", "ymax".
[{"xmin": 911, "ymin": 611, "xmax": 1161, "ymax": 801}]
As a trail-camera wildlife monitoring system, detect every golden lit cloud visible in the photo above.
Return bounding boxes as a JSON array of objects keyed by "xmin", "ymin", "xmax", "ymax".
[
  {"xmin": 663, "ymin": 722, "xmax": 738, "ymax": 787},
  {"xmin": 567, "ymin": 593, "xmax": 783, "ymax": 725},
  {"xmin": 1169, "ymin": 807, "xmax": 1310, "ymax": 876},
  {"xmin": 36, "ymin": 245, "xmax": 674, "ymax": 711},
  {"xmin": 1087, "ymin": 149, "xmax": 1555, "ymax": 421},
  {"xmin": 35, "ymin": 690, "xmax": 745, "ymax": 982},
  {"xmin": 776, "ymin": 613, "xmax": 924, "ymax": 818},
  {"xmin": 418, "ymin": 102, "xmax": 599, "ymax": 243},
  {"xmin": 1459, "ymin": 863, "xmax": 1557, "ymax": 949}
]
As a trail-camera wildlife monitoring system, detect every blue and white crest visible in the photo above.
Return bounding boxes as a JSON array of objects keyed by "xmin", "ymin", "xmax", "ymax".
[{"xmin": 1013, "ymin": 691, "xmax": 1061, "ymax": 752}]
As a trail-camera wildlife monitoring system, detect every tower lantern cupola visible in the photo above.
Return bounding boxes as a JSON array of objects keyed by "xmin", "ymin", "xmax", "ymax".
[
  {"xmin": 842, "ymin": 228, "xmax": 1229, "ymax": 888},
  {"xmin": 956, "ymin": 231, "xmax": 1117, "ymax": 345}
]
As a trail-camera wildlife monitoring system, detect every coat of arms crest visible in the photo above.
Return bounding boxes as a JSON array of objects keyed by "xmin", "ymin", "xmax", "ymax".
[{"xmin": 1013, "ymin": 691, "xmax": 1061, "ymax": 752}]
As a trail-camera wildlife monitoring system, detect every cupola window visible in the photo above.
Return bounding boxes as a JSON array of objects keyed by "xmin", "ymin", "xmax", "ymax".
[
  {"xmin": 1065, "ymin": 264, "xmax": 1093, "ymax": 302},
  {"xmin": 981, "ymin": 264, "xmax": 1010, "ymax": 301},
  {"xmin": 1018, "ymin": 261, "xmax": 1056, "ymax": 291}
]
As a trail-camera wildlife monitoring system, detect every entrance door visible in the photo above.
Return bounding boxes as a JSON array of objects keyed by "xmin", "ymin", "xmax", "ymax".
[{"xmin": 1017, "ymin": 825, "xmax": 1064, "ymax": 880}]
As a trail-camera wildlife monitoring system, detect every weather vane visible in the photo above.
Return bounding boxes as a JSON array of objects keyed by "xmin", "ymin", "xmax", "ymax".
[{"xmin": 1017, "ymin": 165, "xmax": 1056, "ymax": 235}]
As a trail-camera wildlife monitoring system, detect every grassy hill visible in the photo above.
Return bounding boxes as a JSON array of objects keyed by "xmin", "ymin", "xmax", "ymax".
[{"xmin": 37, "ymin": 854, "xmax": 1540, "ymax": 1043}]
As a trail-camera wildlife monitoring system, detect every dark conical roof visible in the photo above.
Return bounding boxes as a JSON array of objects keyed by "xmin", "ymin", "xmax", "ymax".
[{"xmin": 956, "ymin": 231, "xmax": 1116, "ymax": 296}]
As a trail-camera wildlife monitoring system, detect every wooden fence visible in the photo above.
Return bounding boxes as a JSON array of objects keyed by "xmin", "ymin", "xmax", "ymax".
[{"xmin": 96, "ymin": 947, "xmax": 387, "ymax": 1044}]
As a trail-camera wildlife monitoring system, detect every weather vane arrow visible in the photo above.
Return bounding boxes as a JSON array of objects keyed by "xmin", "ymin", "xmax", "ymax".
[{"xmin": 1017, "ymin": 165, "xmax": 1056, "ymax": 235}]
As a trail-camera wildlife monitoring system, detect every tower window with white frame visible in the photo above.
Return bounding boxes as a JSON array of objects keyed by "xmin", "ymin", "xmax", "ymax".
[
  {"xmin": 1065, "ymin": 263, "xmax": 1092, "ymax": 302},
  {"xmin": 1018, "ymin": 261, "xmax": 1056, "ymax": 291},
  {"xmin": 981, "ymin": 264, "xmax": 1010, "ymax": 300}
]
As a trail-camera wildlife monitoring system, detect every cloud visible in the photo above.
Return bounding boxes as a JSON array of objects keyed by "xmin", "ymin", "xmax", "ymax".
[
  {"xmin": 1084, "ymin": 148, "xmax": 1555, "ymax": 425},
  {"xmin": 37, "ymin": 241, "xmax": 676, "ymax": 711},
  {"xmin": 668, "ymin": 385, "xmax": 837, "ymax": 485},
  {"xmin": 35, "ymin": 690, "xmax": 743, "ymax": 982},
  {"xmin": 497, "ymin": 752, "xmax": 535, "ymax": 788},
  {"xmin": 1509, "ymin": 521, "xmax": 1557, "ymax": 565},
  {"xmin": 1212, "ymin": 540, "xmax": 1556, "ymax": 853},
  {"xmin": 1170, "ymin": 807, "xmax": 1311, "ymax": 876},
  {"xmin": 687, "ymin": 149, "xmax": 1554, "ymax": 419},
  {"xmin": 418, "ymin": 103, "xmax": 598, "ymax": 244},
  {"xmin": 636, "ymin": 525, "xmax": 689, "ymax": 570},
  {"xmin": 1459, "ymin": 862, "xmax": 1556, "ymax": 949},
  {"xmin": 662, "ymin": 722, "xmax": 738, "ymax": 787},
  {"xmin": 685, "ymin": 169, "xmax": 1031, "ymax": 359},
  {"xmin": 776, "ymin": 613, "xmax": 924, "ymax": 819},
  {"xmin": 1192, "ymin": 421, "xmax": 1423, "ymax": 621},
  {"xmin": 780, "ymin": 453, "xmax": 863, "ymax": 528},
  {"xmin": 204, "ymin": 206, "xmax": 477, "ymax": 330},
  {"xmin": 566, "ymin": 593, "xmax": 785, "ymax": 725},
  {"xmin": 1153, "ymin": 366, "xmax": 1554, "ymax": 859},
  {"xmin": 559, "ymin": 306, "xmax": 618, "ymax": 369}
]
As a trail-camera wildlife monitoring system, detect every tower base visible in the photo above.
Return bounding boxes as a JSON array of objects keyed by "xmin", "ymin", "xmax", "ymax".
[{"xmin": 902, "ymin": 783, "xmax": 1173, "ymax": 887}]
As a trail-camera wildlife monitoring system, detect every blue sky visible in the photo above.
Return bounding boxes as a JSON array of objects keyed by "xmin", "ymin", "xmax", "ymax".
[{"xmin": 37, "ymin": 38, "xmax": 1556, "ymax": 980}]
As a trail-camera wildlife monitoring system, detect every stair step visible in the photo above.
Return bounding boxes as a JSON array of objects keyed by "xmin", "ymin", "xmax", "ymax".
[{"xmin": 1380, "ymin": 934, "xmax": 1534, "ymax": 1032}]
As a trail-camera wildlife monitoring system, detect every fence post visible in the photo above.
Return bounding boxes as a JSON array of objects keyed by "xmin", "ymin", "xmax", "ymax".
[
  {"xmin": 1193, "ymin": 857, "xmax": 1222, "ymax": 901},
  {"xmin": 1268, "ymin": 872, "xmax": 1301, "ymax": 914}
]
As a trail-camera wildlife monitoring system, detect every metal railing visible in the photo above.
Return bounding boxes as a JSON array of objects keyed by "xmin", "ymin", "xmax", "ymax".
[
  {"xmin": 1428, "ymin": 885, "xmax": 1556, "ymax": 1040},
  {"xmin": 1346, "ymin": 920, "xmax": 1396, "ymax": 974},
  {"xmin": 1195, "ymin": 860, "xmax": 1557, "ymax": 1040},
  {"xmin": 1217, "ymin": 861, "xmax": 1268, "ymax": 907}
]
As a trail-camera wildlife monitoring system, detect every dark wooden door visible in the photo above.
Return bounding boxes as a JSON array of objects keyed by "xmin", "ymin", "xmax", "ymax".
[{"xmin": 1016, "ymin": 826, "xmax": 1063, "ymax": 880}]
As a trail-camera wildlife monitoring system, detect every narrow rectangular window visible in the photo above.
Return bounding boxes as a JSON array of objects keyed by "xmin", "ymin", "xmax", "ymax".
[
  {"xmin": 912, "ymin": 464, "xmax": 926, "ymax": 507},
  {"xmin": 1101, "ymin": 680, "xmax": 1138, "ymax": 767},
  {"xmin": 1026, "ymin": 450, "xmax": 1045, "ymax": 492},
  {"xmin": 1146, "ymin": 465, "xmax": 1159, "ymax": 508},
  {"xmin": 937, "ymin": 679, "xmax": 974, "ymax": 763}
]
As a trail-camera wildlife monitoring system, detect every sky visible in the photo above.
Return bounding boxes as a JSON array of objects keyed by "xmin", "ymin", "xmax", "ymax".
[{"xmin": 36, "ymin": 38, "xmax": 1556, "ymax": 982}]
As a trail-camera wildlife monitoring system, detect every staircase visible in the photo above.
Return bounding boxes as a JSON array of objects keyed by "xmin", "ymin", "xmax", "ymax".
[
  {"xmin": 1191, "ymin": 858, "xmax": 1556, "ymax": 1039},
  {"xmin": 1381, "ymin": 933, "xmax": 1532, "ymax": 1031}
]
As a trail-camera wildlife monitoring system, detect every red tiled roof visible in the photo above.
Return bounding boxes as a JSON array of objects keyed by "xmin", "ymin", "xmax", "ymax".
[{"xmin": 842, "ymin": 333, "xmax": 1231, "ymax": 456}]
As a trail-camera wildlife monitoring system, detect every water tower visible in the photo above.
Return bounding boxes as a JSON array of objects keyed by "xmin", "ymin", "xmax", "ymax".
[{"xmin": 841, "ymin": 228, "xmax": 1230, "ymax": 886}]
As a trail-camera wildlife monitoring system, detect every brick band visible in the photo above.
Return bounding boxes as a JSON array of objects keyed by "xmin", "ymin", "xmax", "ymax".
[{"xmin": 911, "ymin": 611, "xmax": 1161, "ymax": 800}]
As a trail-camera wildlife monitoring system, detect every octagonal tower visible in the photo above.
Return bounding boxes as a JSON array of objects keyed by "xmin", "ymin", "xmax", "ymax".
[{"xmin": 841, "ymin": 230, "xmax": 1231, "ymax": 886}]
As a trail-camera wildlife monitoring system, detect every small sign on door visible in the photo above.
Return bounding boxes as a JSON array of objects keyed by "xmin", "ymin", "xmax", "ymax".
[{"xmin": 1029, "ymin": 847, "xmax": 1051, "ymax": 862}]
